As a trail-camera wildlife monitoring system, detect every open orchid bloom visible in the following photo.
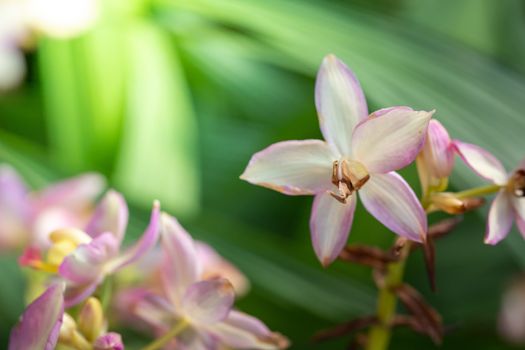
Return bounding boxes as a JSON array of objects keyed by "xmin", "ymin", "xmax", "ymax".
[
  {"xmin": 9, "ymin": 282, "xmax": 65, "ymax": 350},
  {"xmin": 125, "ymin": 213, "xmax": 288, "ymax": 349},
  {"xmin": 241, "ymin": 55, "xmax": 431, "ymax": 265},
  {"xmin": 0, "ymin": 164, "xmax": 105, "ymax": 251},
  {"xmin": 454, "ymin": 141, "xmax": 525, "ymax": 244},
  {"xmin": 20, "ymin": 190, "xmax": 161, "ymax": 306}
]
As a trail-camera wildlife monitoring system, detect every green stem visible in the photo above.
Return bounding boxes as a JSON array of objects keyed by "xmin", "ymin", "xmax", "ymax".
[
  {"xmin": 141, "ymin": 319, "xmax": 188, "ymax": 350},
  {"xmin": 100, "ymin": 277, "xmax": 113, "ymax": 313},
  {"xmin": 454, "ymin": 184, "xmax": 502, "ymax": 199},
  {"xmin": 365, "ymin": 243, "xmax": 411, "ymax": 350}
]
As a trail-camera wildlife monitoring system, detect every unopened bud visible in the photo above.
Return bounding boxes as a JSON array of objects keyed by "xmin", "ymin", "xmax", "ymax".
[
  {"xmin": 78, "ymin": 297, "xmax": 105, "ymax": 342},
  {"xmin": 420, "ymin": 120, "xmax": 454, "ymax": 180},
  {"xmin": 94, "ymin": 332, "xmax": 124, "ymax": 350},
  {"xmin": 430, "ymin": 193, "xmax": 484, "ymax": 214}
]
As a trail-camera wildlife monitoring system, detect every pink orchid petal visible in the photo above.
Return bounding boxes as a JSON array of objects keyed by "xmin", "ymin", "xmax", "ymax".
[
  {"xmin": 177, "ymin": 328, "xmax": 217, "ymax": 350},
  {"xmin": 351, "ymin": 108, "xmax": 432, "ymax": 173},
  {"xmin": 512, "ymin": 196, "xmax": 525, "ymax": 238},
  {"xmin": 421, "ymin": 120, "xmax": 455, "ymax": 178},
  {"xmin": 453, "ymin": 141, "xmax": 508, "ymax": 185},
  {"xmin": 64, "ymin": 280, "xmax": 101, "ymax": 308},
  {"xmin": 106, "ymin": 201, "xmax": 161, "ymax": 272},
  {"xmin": 0, "ymin": 165, "xmax": 29, "ymax": 249},
  {"xmin": 33, "ymin": 172, "xmax": 105, "ymax": 211},
  {"xmin": 370, "ymin": 106, "xmax": 413, "ymax": 118},
  {"xmin": 359, "ymin": 172, "xmax": 427, "ymax": 242},
  {"xmin": 310, "ymin": 191, "xmax": 357, "ymax": 266},
  {"xmin": 196, "ymin": 241, "xmax": 249, "ymax": 296},
  {"xmin": 485, "ymin": 190, "xmax": 514, "ymax": 245},
  {"xmin": 161, "ymin": 213, "xmax": 201, "ymax": 306},
  {"xmin": 181, "ymin": 279, "xmax": 235, "ymax": 325},
  {"xmin": 240, "ymin": 140, "xmax": 334, "ymax": 195},
  {"xmin": 85, "ymin": 190, "xmax": 129, "ymax": 243},
  {"xmin": 94, "ymin": 333, "xmax": 124, "ymax": 350},
  {"xmin": 9, "ymin": 283, "xmax": 64, "ymax": 350},
  {"xmin": 315, "ymin": 54, "xmax": 368, "ymax": 155},
  {"xmin": 59, "ymin": 232, "xmax": 119, "ymax": 285},
  {"xmin": 212, "ymin": 310, "xmax": 287, "ymax": 350}
]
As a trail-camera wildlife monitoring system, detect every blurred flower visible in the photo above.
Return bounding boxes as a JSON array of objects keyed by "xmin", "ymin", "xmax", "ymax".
[
  {"xmin": 26, "ymin": 0, "xmax": 99, "ymax": 38},
  {"xmin": 499, "ymin": 277, "xmax": 525, "ymax": 344},
  {"xmin": 0, "ymin": 164, "xmax": 105, "ymax": 251},
  {"xmin": 123, "ymin": 213, "xmax": 288, "ymax": 349},
  {"xmin": 9, "ymin": 282, "xmax": 65, "ymax": 350},
  {"xmin": 454, "ymin": 141, "xmax": 525, "ymax": 244},
  {"xmin": 59, "ymin": 297, "xmax": 125, "ymax": 350},
  {"xmin": 241, "ymin": 54, "xmax": 431, "ymax": 265},
  {"xmin": 20, "ymin": 190, "xmax": 161, "ymax": 306}
]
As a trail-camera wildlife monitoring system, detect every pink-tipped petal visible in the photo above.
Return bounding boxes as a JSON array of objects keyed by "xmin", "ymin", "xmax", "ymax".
[
  {"xmin": 485, "ymin": 191, "xmax": 514, "ymax": 245},
  {"xmin": 453, "ymin": 141, "xmax": 508, "ymax": 185},
  {"xmin": 315, "ymin": 54, "xmax": 368, "ymax": 155},
  {"xmin": 0, "ymin": 165, "xmax": 29, "ymax": 249},
  {"xmin": 351, "ymin": 108, "xmax": 432, "ymax": 173},
  {"xmin": 422, "ymin": 120, "xmax": 455, "ymax": 178},
  {"xmin": 181, "ymin": 279, "xmax": 235, "ymax": 325},
  {"xmin": 196, "ymin": 241, "xmax": 250, "ymax": 296},
  {"xmin": 106, "ymin": 201, "xmax": 161, "ymax": 272},
  {"xmin": 212, "ymin": 310, "xmax": 288, "ymax": 350},
  {"xmin": 512, "ymin": 197, "xmax": 525, "ymax": 238},
  {"xmin": 9, "ymin": 283, "xmax": 65, "ymax": 350},
  {"xmin": 94, "ymin": 333, "xmax": 124, "ymax": 350},
  {"xmin": 59, "ymin": 233, "xmax": 119, "ymax": 285},
  {"xmin": 33, "ymin": 173, "xmax": 105, "ymax": 211},
  {"xmin": 240, "ymin": 140, "xmax": 334, "ymax": 195},
  {"xmin": 85, "ymin": 190, "xmax": 129, "ymax": 243},
  {"xmin": 310, "ymin": 191, "xmax": 357, "ymax": 266},
  {"xmin": 161, "ymin": 213, "xmax": 201, "ymax": 306},
  {"xmin": 359, "ymin": 172, "xmax": 427, "ymax": 242}
]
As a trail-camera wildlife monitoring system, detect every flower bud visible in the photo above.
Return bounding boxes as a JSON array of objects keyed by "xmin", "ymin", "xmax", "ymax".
[
  {"xmin": 422, "ymin": 120, "xmax": 454, "ymax": 179},
  {"xmin": 78, "ymin": 297, "xmax": 105, "ymax": 342},
  {"xmin": 94, "ymin": 332, "xmax": 124, "ymax": 350},
  {"xmin": 430, "ymin": 193, "xmax": 485, "ymax": 214}
]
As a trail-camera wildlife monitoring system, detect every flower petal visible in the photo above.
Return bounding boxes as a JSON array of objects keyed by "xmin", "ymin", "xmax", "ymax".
[
  {"xmin": 240, "ymin": 140, "xmax": 334, "ymax": 195},
  {"xmin": 160, "ymin": 213, "xmax": 201, "ymax": 306},
  {"xmin": 512, "ymin": 197, "xmax": 525, "ymax": 237},
  {"xmin": 196, "ymin": 241, "xmax": 249, "ymax": 296},
  {"xmin": 94, "ymin": 333, "xmax": 124, "ymax": 350},
  {"xmin": 33, "ymin": 172, "xmax": 105, "ymax": 211},
  {"xmin": 85, "ymin": 190, "xmax": 129, "ymax": 243},
  {"xmin": 453, "ymin": 141, "xmax": 508, "ymax": 184},
  {"xmin": 59, "ymin": 232, "xmax": 118, "ymax": 284},
  {"xmin": 9, "ymin": 283, "xmax": 64, "ymax": 350},
  {"xmin": 310, "ymin": 191, "xmax": 357, "ymax": 266},
  {"xmin": 359, "ymin": 172, "xmax": 427, "ymax": 242},
  {"xmin": 212, "ymin": 310, "xmax": 288, "ymax": 350},
  {"xmin": 485, "ymin": 191, "xmax": 515, "ymax": 245},
  {"xmin": 351, "ymin": 108, "xmax": 432, "ymax": 173},
  {"xmin": 0, "ymin": 164, "xmax": 29, "ymax": 249},
  {"xmin": 421, "ymin": 120, "xmax": 455, "ymax": 178},
  {"xmin": 315, "ymin": 54, "xmax": 368, "ymax": 154},
  {"xmin": 106, "ymin": 200, "xmax": 161, "ymax": 272},
  {"xmin": 181, "ymin": 279, "xmax": 235, "ymax": 325},
  {"xmin": 64, "ymin": 280, "xmax": 101, "ymax": 308}
]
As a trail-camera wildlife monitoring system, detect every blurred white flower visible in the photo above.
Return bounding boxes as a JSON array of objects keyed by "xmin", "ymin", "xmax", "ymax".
[
  {"xmin": 26, "ymin": 0, "xmax": 99, "ymax": 38},
  {"xmin": 0, "ymin": 44, "xmax": 25, "ymax": 91},
  {"xmin": 499, "ymin": 278, "xmax": 525, "ymax": 344}
]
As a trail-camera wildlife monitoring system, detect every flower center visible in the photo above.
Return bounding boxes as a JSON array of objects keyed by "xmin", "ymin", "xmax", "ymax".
[
  {"xmin": 510, "ymin": 169, "xmax": 525, "ymax": 197},
  {"xmin": 330, "ymin": 159, "xmax": 369, "ymax": 203}
]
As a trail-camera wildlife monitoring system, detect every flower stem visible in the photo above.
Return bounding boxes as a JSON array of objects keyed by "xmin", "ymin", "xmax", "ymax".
[
  {"xmin": 100, "ymin": 277, "xmax": 113, "ymax": 313},
  {"xmin": 365, "ymin": 242, "xmax": 411, "ymax": 350},
  {"xmin": 454, "ymin": 184, "xmax": 502, "ymax": 199},
  {"xmin": 141, "ymin": 319, "xmax": 188, "ymax": 350}
]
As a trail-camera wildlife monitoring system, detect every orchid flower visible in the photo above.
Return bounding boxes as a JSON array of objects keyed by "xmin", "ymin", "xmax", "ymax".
[
  {"xmin": 454, "ymin": 142, "xmax": 525, "ymax": 244},
  {"xmin": 125, "ymin": 213, "xmax": 288, "ymax": 349},
  {"xmin": 9, "ymin": 282, "xmax": 65, "ymax": 350},
  {"xmin": 0, "ymin": 164, "xmax": 105, "ymax": 251},
  {"xmin": 20, "ymin": 190, "xmax": 161, "ymax": 306},
  {"xmin": 59, "ymin": 297, "xmax": 125, "ymax": 350},
  {"xmin": 241, "ymin": 55, "xmax": 432, "ymax": 265}
]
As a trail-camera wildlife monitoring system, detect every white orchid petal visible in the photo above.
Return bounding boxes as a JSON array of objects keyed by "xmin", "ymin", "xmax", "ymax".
[
  {"xmin": 315, "ymin": 54, "xmax": 368, "ymax": 154},
  {"xmin": 485, "ymin": 190, "xmax": 514, "ymax": 245},
  {"xmin": 454, "ymin": 141, "xmax": 508, "ymax": 185},
  {"xmin": 241, "ymin": 140, "xmax": 334, "ymax": 195}
]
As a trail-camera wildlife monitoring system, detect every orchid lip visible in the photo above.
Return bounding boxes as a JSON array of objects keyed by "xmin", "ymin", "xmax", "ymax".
[{"xmin": 329, "ymin": 159, "xmax": 369, "ymax": 203}]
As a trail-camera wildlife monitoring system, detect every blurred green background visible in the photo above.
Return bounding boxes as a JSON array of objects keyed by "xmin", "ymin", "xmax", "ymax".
[{"xmin": 2, "ymin": 0, "xmax": 525, "ymax": 348}]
